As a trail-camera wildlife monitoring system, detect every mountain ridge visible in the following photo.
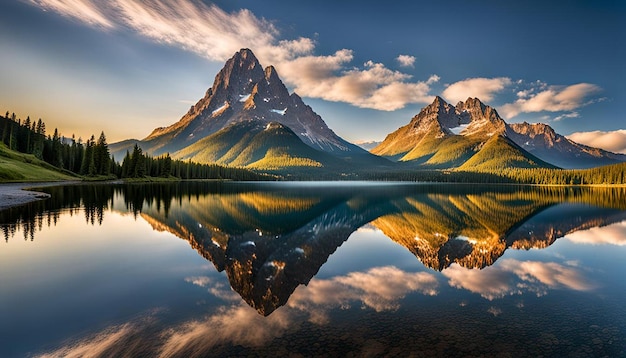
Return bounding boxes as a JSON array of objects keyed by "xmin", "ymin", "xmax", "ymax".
[
  {"xmin": 109, "ymin": 49, "xmax": 624, "ymax": 173},
  {"xmin": 372, "ymin": 96, "xmax": 625, "ymax": 169}
]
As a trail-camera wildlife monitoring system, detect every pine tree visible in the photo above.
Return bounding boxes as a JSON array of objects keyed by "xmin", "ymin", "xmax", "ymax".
[{"xmin": 94, "ymin": 131, "xmax": 110, "ymax": 175}]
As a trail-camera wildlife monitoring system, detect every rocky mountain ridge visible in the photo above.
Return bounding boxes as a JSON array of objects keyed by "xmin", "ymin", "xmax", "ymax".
[
  {"xmin": 131, "ymin": 49, "xmax": 372, "ymax": 159},
  {"xmin": 372, "ymin": 96, "xmax": 625, "ymax": 169},
  {"xmin": 109, "ymin": 49, "xmax": 625, "ymax": 172}
]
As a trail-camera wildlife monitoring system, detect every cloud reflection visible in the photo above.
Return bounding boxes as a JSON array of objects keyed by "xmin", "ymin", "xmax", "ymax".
[
  {"xmin": 38, "ymin": 321, "xmax": 152, "ymax": 358},
  {"xmin": 288, "ymin": 266, "xmax": 438, "ymax": 323},
  {"xmin": 443, "ymin": 259, "xmax": 595, "ymax": 300},
  {"xmin": 565, "ymin": 221, "xmax": 626, "ymax": 246},
  {"xmin": 39, "ymin": 266, "xmax": 437, "ymax": 357}
]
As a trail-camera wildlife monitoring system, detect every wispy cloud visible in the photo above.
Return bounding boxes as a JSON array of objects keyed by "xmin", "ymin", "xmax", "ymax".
[
  {"xmin": 567, "ymin": 129, "xmax": 626, "ymax": 154},
  {"xmin": 29, "ymin": 0, "xmax": 436, "ymax": 111},
  {"xmin": 553, "ymin": 111, "xmax": 580, "ymax": 121},
  {"xmin": 396, "ymin": 54, "xmax": 416, "ymax": 68},
  {"xmin": 500, "ymin": 83, "xmax": 602, "ymax": 119},
  {"xmin": 32, "ymin": 0, "xmax": 114, "ymax": 28},
  {"xmin": 442, "ymin": 77, "xmax": 512, "ymax": 103}
]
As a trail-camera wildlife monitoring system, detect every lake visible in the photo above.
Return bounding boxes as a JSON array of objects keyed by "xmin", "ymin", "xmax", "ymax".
[{"xmin": 1, "ymin": 182, "xmax": 625, "ymax": 357}]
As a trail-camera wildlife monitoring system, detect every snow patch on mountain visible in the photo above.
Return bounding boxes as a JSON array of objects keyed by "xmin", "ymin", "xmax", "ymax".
[
  {"xmin": 211, "ymin": 102, "xmax": 229, "ymax": 117},
  {"xmin": 449, "ymin": 123, "xmax": 470, "ymax": 135}
]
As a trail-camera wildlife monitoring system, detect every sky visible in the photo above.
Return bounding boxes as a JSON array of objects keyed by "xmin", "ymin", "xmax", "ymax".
[{"xmin": 0, "ymin": 0, "xmax": 625, "ymax": 153}]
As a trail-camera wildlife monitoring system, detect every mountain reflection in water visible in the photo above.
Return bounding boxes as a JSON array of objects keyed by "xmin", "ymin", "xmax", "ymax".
[{"xmin": 2, "ymin": 182, "xmax": 626, "ymax": 316}]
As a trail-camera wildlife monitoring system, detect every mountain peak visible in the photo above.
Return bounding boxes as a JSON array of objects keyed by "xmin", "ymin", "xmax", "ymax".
[
  {"xmin": 454, "ymin": 97, "xmax": 504, "ymax": 135},
  {"xmin": 138, "ymin": 48, "xmax": 375, "ymax": 160},
  {"xmin": 432, "ymin": 95, "xmax": 447, "ymax": 106},
  {"xmin": 264, "ymin": 65, "xmax": 278, "ymax": 80},
  {"xmin": 238, "ymin": 48, "xmax": 255, "ymax": 59}
]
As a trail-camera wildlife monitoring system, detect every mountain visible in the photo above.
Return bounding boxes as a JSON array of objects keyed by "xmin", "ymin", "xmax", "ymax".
[
  {"xmin": 172, "ymin": 120, "xmax": 344, "ymax": 171},
  {"xmin": 372, "ymin": 96, "xmax": 625, "ymax": 169},
  {"xmin": 112, "ymin": 49, "xmax": 385, "ymax": 170},
  {"xmin": 355, "ymin": 140, "xmax": 381, "ymax": 151},
  {"xmin": 371, "ymin": 96, "xmax": 544, "ymax": 169},
  {"xmin": 508, "ymin": 122, "xmax": 626, "ymax": 169}
]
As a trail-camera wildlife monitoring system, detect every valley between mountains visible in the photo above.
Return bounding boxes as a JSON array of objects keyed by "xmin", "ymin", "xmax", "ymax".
[{"xmin": 110, "ymin": 49, "xmax": 626, "ymax": 180}]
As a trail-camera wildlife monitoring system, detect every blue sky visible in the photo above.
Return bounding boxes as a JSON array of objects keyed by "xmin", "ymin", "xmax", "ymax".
[{"xmin": 1, "ymin": 0, "xmax": 625, "ymax": 152}]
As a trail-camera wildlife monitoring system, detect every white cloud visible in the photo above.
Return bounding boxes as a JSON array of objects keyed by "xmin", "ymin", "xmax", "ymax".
[
  {"xmin": 32, "ymin": 0, "xmax": 114, "ymax": 28},
  {"xmin": 500, "ymin": 83, "xmax": 601, "ymax": 119},
  {"xmin": 38, "ymin": 266, "xmax": 438, "ymax": 357},
  {"xmin": 426, "ymin": 74, "xmax": 440, "ymax": 85},
  {"xmin": 567, "ymin": 129, "xmax": 626, "ymax": 154},
  {"xmin": 159, "ymin": 304, "xmax": 294, "ymax": 357},
  {"xmin": 29, "ymin": 0, "xmax": 435, "ymax": 111},
  {"xmin": 280, "ymin": 57, "xmax": 434, "ymax": 111},
  {"xmin": 442, "ymin": 77, "xmax": 512, "ymax": 103},
  {"xmin": 565, "ymin": 221, "xmax": 626, "ymax": 245},
  {"xmin": 443, "ymin": 259, "xmax": 594, "ymax": 300},
  {"xmin": 396, "ymin": 54, "xmax": 416, "ymax": 68},
  {"xmin": 289, "ymin": 266, "xmax": 438, "ymax": 314},
  {"xmin": 553, "ymin": 111, "xmax": 580, "ymax": 121}
]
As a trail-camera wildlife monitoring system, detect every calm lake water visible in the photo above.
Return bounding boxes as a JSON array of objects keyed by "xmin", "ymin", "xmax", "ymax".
[{"xmin": 1, "ymin": 182, "xmax": 625, "ymax": 357}]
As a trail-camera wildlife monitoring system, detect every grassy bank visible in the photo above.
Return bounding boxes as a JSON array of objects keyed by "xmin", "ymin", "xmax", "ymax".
[{"xmin": 0, "ymin": 143, "xmax": 78, "ymax": 182}]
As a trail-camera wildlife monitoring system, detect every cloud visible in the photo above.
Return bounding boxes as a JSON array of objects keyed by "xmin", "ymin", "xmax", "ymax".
[
  {"xmin": 289, "ymin": 266, "xmax": 438, "ymax": 315},
  {"xmin": 426, "ymin": 74, "xmax": 440, "ymax": 85},
  {"xmin": 184, "ymin": 276, "xmax": 211, "ymax": 287},
  {"xmin": 553, "ymin": 111, "xmax": 579, "ymax": 121},
  {"xmin": 396, "ymin": 54, "xmax": 416, "ymax": 68},
  {"xmin": 567, "ymin": 129, "xmax": 626, "ymax": 154},
  {"xmin": 443, "ymin": 263, "xmax": 515, "ymax": 300},
  {"xmin": 37, "ymin": 320, "xmax": 158, "ymax": 358},
  {"xmin": 29, "ymin": 0, "xmax": 435, "ymax": 111},
  {"xmin": 32, "ymin": 0, "xmax": 114, "ymax": 28},
  {"xmin": 500, "ymin": 83, "xmax": 602, "ymax": 119},
  {"xmin": 159, "ymin": 304, "xmax": 294, "ymax": 357},
  {"xmin": 38, "ymin": 266, "xmax": 438, "ymax": 357},
  {"xmin": 443, "ymin": 259, "xmax": 594, "ymax": 300},
  {"xmin": 441, "ymin": 77, "xmax": 512, "ymax": 103},
  {"xmin": 565, "ymin": 221, "xmax": 626, "ymax": 245},
  {"xmin": 280, "ymin": 57, "xmax": 434, "ymax": 110}
]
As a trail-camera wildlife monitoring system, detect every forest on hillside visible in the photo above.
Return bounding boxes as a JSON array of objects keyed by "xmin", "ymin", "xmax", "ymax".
[{"xmin": 0, "ymin": 112, "xmax": 266, "ymax": 181}]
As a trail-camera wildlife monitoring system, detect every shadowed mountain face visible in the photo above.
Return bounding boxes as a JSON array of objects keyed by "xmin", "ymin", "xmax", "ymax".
[
  {"xmin": 5, "ymin": 183, "xmax": 625, "ymax": 315},
  {"xmin": 507, "ymin": 122, "xmax": 626, "ymax": 169}
]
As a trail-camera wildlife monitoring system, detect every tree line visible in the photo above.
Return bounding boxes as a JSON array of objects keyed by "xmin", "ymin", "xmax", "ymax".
[
  {"xmin": 1, "ymin": 111, "xmax": 113, "ymax": 176},
  {"xmin": 1, "ymin": 111, "xmax": 267, "ymax": 180},
  {"xmin": 117, "ymin": 144, "xmax": 268, "ymax": 180}
]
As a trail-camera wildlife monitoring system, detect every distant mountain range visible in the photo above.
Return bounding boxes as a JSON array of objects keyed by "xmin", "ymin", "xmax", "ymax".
[
  {"xmin": 372, "ymin": 96, "xmax": 626, "ymax": 169},
  {"xmin": 111, "ymin": 48, "xmax": 625, "ymax": 173}
]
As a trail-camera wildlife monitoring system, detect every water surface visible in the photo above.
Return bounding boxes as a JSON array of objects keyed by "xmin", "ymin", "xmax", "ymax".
[{"xmin": 1, "ymin": 182, "xmax": 625, "ymax": 357}]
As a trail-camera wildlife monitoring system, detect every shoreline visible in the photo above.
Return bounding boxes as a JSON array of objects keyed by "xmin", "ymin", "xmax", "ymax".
[
  {"xmin": 0, "ymin": 181, "xmax": 82, "ymax": 211},
  {"xmin": 1, "ymin": 179, "xmax": 624, "ymax": 212}
]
